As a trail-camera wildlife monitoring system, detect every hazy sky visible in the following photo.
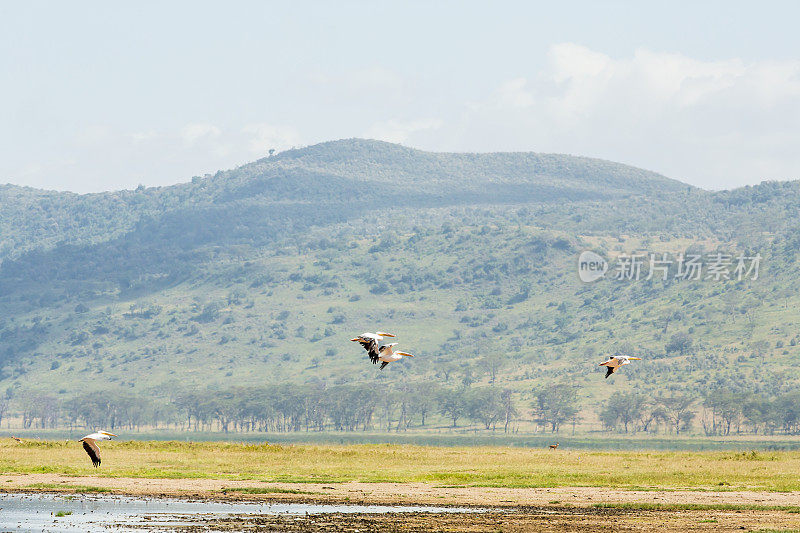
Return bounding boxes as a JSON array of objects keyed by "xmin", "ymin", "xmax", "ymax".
[{"xmin": 2, "ymin": 1, "xmax": 799, "ymax": 193}]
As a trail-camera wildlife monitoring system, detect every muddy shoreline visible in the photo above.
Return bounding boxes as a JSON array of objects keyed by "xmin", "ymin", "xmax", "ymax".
[
  {"xmin": 4, "ymin": 479, "xmax": 800, "ymax": 531},
  {"xmin": 3, "ymin": 473, "xmax": 800, "ymax": 508},
  {"xmin": 157, "ymin": 508, "xmax": 800, "ymax": 532}
]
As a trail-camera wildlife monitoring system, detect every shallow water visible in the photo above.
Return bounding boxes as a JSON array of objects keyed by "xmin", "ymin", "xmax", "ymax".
[{"xmin": 0, "ymin": 492, "xmax": 486, "ymax": 531}]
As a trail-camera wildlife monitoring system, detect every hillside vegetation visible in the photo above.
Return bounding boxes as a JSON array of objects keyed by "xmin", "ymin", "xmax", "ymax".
[{"xmin": 2, "ymin": 139, "xmax": 800, "ymax": 435}]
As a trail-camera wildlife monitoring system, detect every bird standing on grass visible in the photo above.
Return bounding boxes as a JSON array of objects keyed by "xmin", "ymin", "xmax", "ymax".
[
  {"xmin": 79, "ymin": 431, "xmax": 117, "ymax": 467},
  {"xmin": 376, "ymin": 342, "xmax": 414, "ymax": 370},
  {"xmin": 599, "ymin": 356, "xmax": 641, "ymax": 378},
  {"xmin": 350, "ymin": 331, "xmax": 396, "ymax": 363}
]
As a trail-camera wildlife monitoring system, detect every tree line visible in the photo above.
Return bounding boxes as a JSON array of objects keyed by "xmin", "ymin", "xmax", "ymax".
[
  {"xmin": 3, "ymin": 383, "xmax": 518, "ymax": 434},
  {"xmin": 8, "ymin": 384, "xmax": 800, "ymax": 436},
  {"xmin": 599, "ymin": 389, "xmax": 800, "ymax": 436}
]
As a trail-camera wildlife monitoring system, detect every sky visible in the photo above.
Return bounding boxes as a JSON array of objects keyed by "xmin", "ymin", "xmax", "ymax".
[{"xmin": 1, "ymin": 1, "xmax": 799, "ymax": 193}]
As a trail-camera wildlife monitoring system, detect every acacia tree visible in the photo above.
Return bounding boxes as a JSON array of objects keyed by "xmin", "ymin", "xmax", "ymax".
[
  {"xmin": 478, "ymin": 354, "xmax": 506, "ymax": 383},
  {"xmin": 741, "ymin": 395, "xmax": 771, "ymax": 435},
  {"xmin": 531, "ymin": 383, "xmax": 579, "ymax": 433},
  {"xmin": 772, "ymin": 392, "xmax": 800, "ymax": 434},
  {"xmin": 404, "ymin": 382, "xmax": 438, "ymax": 428},
  {"xmin": 638, "ymin": 401, "xmax": 660, "ymax": 433},
  {"xmin": 17, "ymin": 391, "xmax": 59, "ymax": 429},
  {"xmin": 438, "ymin": 387, "xmax": 467, "ymax": 427},
  {"xmin": 500, "ymin": 388, "xmax": 518, "ymax": 433},
  {"xmin": 657, "ymin": 395, "xmax": 695, "ymax": 435},
  {"xmin": 599, "ymin": 392, "xmax": 646, "ymax": 433},
  {"xmin": 0, "ymin": 389, "xmax": 11, "ymax": 427},
  {"xmin": 467, "ymin": 387, "xmax": 504, "ymax": 430},
  {"xmin": 702, "ymin": 390, "xmax": 746, "ymax": 436},
  {"xmin": 665, "ymin": 332, "xmax": 693, "ymax": 354}
]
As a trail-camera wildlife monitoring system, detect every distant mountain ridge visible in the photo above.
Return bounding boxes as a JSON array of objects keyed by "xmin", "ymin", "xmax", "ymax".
[
  {"xmin": 245, "ymin": 138, "xmax": 691, "ymax": 196},
  {"xmin": 2, "ymin": 138, "xmax": 800, "ymax": 416},
  {"xmin": 0, "ymin": 139, "xmax": 692, "ymax": 260}
]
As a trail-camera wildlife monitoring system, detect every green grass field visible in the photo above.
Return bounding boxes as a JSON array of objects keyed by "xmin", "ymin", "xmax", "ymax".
[
  {"xmin": 5, "ymin": 429, "xmax": 800, "ymax": 451},
  {"xmin": 3, "ymin": 441, "xmax": 800, "ymax": 491}
]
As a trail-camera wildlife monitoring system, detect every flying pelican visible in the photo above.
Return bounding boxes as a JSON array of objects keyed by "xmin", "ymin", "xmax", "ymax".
[
  {"xmin": 351, "ymin": 331, "xmax": 396, "ymax": 364},
  {"xmin": 79, "ymin": 431, "xmax": 117, "ymax": 467},
  {"xmin": 599, "ymin": 356, "xmax": 641, "ymax": 378},
  {"xmin": 376, "ymin": 343, "xmax": 414, "ymax": 370},
  {"xmin": 10, "ymin": 436, "xmax": 22, "ymax": 443}
]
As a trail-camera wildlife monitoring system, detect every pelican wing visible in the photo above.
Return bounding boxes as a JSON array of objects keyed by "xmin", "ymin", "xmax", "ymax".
[
  {"xmin": 355, "ymin": 337, "xmax": 380, "ymax": 363},
  {"xmin": 599, "ymin": 355, "xmax": 640, "ymax": 379},
  {"xmin": 378, "ymin": 343, "xmax": 396, "ymax": 356},
  {"xmin": 81, "ymin": 431, "xmax": 116, "ymax": 441},
  {"xmin": 81, "ymin": 438, "xmax": 102, "ymax": 467}
]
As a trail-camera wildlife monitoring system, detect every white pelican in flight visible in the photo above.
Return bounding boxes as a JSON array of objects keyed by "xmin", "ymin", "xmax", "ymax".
[
  {"xmin": 79, "ymin": 431, "xmax": 117, "ymax": 467},
  {"xmin": 351, "ymin": 331, "xmax": 395, "ymax": 364},
  {"xmin": 599, "ymin": 356, "xmax": 641, "ymax": 378},
  {"xmin": 376, "ymin": 343, "xmax": 414, "ymax": 370}
]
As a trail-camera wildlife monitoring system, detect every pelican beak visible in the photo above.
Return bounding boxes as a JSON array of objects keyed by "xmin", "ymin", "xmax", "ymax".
[
  {"xmin": 383, "ymin": 333, "xmax": 396, "ymax": 337},
  {"xmin": 398, "ymin": 352, "xmax": 414, "ymax": 357},
  {"xmin": 630, "ymin": 357, "xmax": 642, "ymax": 360},
  {"xmin": 350, "ymin": 338, "xmax": 360, "ymax": 342},
  {"xmin": 106, "ymin": 432, "xmax": 118, "ymax": 437}
]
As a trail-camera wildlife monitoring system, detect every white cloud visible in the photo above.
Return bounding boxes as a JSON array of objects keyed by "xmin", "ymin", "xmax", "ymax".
[
  {"xmin": 242, "ymin": 124, "xmax": 301, "ymax": 156},
  {"xmin": 180, "ymin": 122, "xmax": 221, "ymax": 145},
  {"xmin": 366, "ymin": 118, "xmax": 443, "ymax": 144},
  {"xmin": 347, "ymin": 66, "xmax": 404, "ymax": 92},
  {"xmin": 9, "ymin": 122, "xmax": 307, "ymax": 192},
  {"xmin": 74, "ymin": 125, "xmax": 112, "ymax": 147},
  {"xmin": 494, "ymin": 78, "xmax": 535, "ymax": 109},
  {"xmin": 7, "ymin": 44, "xmax": 800, "ymax": 193},
  {"xmin": 308, "ymin": 66, "xmax": 403, "ymax": 93},
  {"xmin": 131, "ymin": 130, "xmax": 159, "ymax": 143},
  {"xmin": 458, "ymin": 44, "xmax": 800, "ymax": 189}
]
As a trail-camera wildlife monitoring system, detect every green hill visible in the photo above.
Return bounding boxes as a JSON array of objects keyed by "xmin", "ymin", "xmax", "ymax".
[{"xmin": 2, "ymin": 139, "xmax": 800, "ymax": 435}]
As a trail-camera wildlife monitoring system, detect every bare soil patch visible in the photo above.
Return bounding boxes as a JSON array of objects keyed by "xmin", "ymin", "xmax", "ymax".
[
  {"xmin": 3, "ymin": 473, "xmax": 800, "ymax": 508},
  {"xmin": 4, "ymin": 475, "xmax": 800, "ymax": 531},
  {"xmin": 148, "ymin": 509, "xmax": 800, "ymax": 532}
]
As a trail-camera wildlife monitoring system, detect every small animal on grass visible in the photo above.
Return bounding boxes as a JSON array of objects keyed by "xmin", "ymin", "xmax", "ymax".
[
  {"xmin": 10, "ymin": 436, "xmax": 22, "ymax": 442},
  {"xmin": 79, "ymin": 431, "xmax": 117, "ymax": 467},
  {"xmin": 549, "ymin": 442, "xmax": 559, "ymax": 450}
]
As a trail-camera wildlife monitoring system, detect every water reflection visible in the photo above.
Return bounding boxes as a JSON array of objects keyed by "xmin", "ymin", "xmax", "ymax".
[{"xmin": 0, "ymin": 492, "xmax": 486, "ymax": 531}]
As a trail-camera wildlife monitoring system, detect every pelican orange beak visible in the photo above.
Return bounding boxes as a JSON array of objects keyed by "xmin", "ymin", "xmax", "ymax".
[
  {"xmin": 629, "ymin": 357, "xmax": 642, "ymax": 360},
  {"xmin": 350, "ymin": 337, "xmax": 360, "ymax": 342},
  {"xmin": 104, "ymin": 432, "xmax": 118, "ymax": 437},
  {"xmin": 381, "ymin": 333, "xmax": 396, "ymax": 337},
  {"xmin": 398, "ymin": 352, "xmax": 414, "ymax": 357}
]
